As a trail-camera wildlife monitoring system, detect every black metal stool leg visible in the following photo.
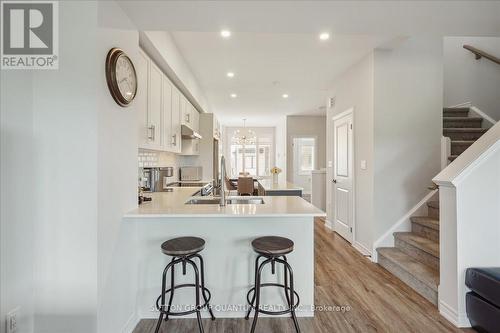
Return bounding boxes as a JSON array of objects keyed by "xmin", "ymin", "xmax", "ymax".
[
  {"xmin": 282, "ymin": 256, "xmax": 291, "ymax": 307},
  {"xmin": 194, "ymin": 254, "xmax": 216, "ymax": 320},
  {"xmin": 250, "ymin": 258, "xmax": 271, "ymax": 333},
  {"xmin": 164, "ymin": 257, "xmax": 176, "ymax": 321},
  {"xmin": 245, "ymin": 255, "xmax": 263, "ymax": 320},
  {"xmin": 187, "ymin": 258, "xmax": 205, "ymax": 333},
  {"xmin": 155, "ymin": 259, "xmax": 177, "ymax": 333},
  {"xmin": 281, "ymin": 259, "xmax": 300, "ymax": 333}
]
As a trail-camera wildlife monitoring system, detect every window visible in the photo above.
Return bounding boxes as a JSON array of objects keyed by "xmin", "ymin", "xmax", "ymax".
[
  {"xmin": 227, "ymin": 127, "xmax": 275, "ymax": 177},
  {"xmin": 294, "ymin": 137, "xmax": 316, "ymax": 175}
]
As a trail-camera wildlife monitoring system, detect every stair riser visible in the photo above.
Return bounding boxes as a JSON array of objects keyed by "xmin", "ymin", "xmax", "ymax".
[
  {"xmin": 428, "ymin": 206, "xmax": 439, "ymax": 219},
  {"xmin": 443, "ymin": 119, "xmax": 482, "ymax": 128},
  {"xmin": 443, "ymin": 111, "xmax": 469, "ymax": 117},
  {"xmin": 412, "ymin": 223, "xmax": 439, "ymax": 242},
  {"xmin": 443, "ymin": 132, "xmax": 485, "ymax": 141},
  {"xmin": 451, "ymin": 143, "xmax": 473, "ymax": 155},
  {"xmin": 395, "ymin": 238, "xmax": 439, "ymax": 270},
  {"xmin": 378, "ymin": 255, "xmax": 438, "ymax": 305}
]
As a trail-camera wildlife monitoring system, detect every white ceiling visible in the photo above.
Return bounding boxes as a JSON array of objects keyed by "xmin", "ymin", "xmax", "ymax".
[
  {"xmin": 119, "ymin": 1, "xmax": 500, "ymax": 125},
  {"xmin": 169, "ymin": 32, "xmax": 393, "ymax": 125}
]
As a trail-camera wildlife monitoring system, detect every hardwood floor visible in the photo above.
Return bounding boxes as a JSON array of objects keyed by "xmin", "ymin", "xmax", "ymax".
[{"xmin": 133, "ymin": 218, "xmax": 473, "ymax": 333}]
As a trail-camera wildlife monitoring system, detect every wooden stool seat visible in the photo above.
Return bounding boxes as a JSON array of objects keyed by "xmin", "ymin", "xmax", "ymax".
[
  {"xmin": 161, "ymin": 237, "xmax": 205, "ymax": 256},
  {"xmin": 251, "ymin": 236, "xmax": 294, "ymax": 256}
]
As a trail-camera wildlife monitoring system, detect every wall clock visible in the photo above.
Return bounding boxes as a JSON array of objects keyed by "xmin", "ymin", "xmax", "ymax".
[{"xmin": 105, "ymin": 48, "xmax": 137, "ymax": 107}]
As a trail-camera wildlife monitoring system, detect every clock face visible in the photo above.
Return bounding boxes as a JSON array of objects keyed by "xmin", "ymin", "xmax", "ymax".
[
  {"xmin": 115, "ymin": 54, "xmax": 137, "ymax": 103},
  {"xmin": 105, "ymin": 48, "xmax": 137, "ymax": 107}
]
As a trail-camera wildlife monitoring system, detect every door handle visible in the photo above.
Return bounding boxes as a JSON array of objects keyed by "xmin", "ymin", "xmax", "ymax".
[{"xmin": 332, "ymin": 179, "xmax": 337, "ymax": 183}]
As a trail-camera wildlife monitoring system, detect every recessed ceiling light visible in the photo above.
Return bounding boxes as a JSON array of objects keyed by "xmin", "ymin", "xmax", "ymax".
[
  {"xmin": 282, "ymin": 94, "xmax": 289, "ymax": 99},
  {"xmin": 230, "ymin": 93, "xmax": 237, "ymax": 98},
  {"xmin": 220, "ymin": 30, "xmax": 231, "ymax": 38},
  {"xmin": 226, "ymin": 72, "xmax": 235, "ymax": 78},
  {"xmin": 319, "ymin": 33, "xmax": 330, "ymax": 41}
]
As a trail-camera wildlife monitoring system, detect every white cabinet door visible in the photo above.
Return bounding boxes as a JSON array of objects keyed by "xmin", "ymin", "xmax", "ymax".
[
  {"xmin": 137, "ymin": 49, "xmax": 150, "ymax": 149},
  {"xmin": 148, "ymin": 61, "xmax": 163, "ymax": 149},
  {"xmin": 162, "ymin": 75, "xmax": 172, "ymax": 151},
  {"xmin": 171, "ymin": 86, "xmax": 182, "ymax": 153}
]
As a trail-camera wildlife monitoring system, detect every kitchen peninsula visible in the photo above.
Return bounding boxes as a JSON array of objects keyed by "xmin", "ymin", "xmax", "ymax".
[{"xmin": 124, "ymin": 185, "xmax": 324, "ymax": 320}]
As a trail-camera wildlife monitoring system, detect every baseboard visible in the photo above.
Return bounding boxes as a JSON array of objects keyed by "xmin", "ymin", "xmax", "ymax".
[
  {"xmin": 353, "ymin": 241, "xmax": 372, "ymax": 257},
  {"xmin": 371, "ymin": 189, "xmax": 438, "ymax": 262},
  {"xmin": 121, "ymin": 312, "xmax": 139, "ymax": 333},
  {"xmin": 439, "ymin": 300, "xmax": 471, "ymax": 328},
  {"xmin": 324, "ymin": 219, "xmax": 333, "ymax": 230}
]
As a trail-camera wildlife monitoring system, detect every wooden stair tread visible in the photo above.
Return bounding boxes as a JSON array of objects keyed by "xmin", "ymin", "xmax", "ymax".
[
  {"xmin": 394, "ymin": 232, "xmax": 439, "ymax": 258},
  {"xmin": 448, "ymin": 155, "xmax": 458, "ymax": 161},
  {"xmin": 377, "ymin": 247, "xmax": 439, "ymax": 291},
  {"xmin": 427, "ymin": 201, "xmax": 439, "ymax": 209},
  {"xmin": 410, "ymin": 216, "xmax": 439, "ymax": 231}
]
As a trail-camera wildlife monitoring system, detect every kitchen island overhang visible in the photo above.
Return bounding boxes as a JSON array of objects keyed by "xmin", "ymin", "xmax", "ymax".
[{"xmin": 123, "ymin": 190, "xmax": 325, "ymax": 319}]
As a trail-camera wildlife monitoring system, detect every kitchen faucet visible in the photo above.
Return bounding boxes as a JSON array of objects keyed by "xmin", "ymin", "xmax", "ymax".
[{"xmin": 220, "ymin": 155, "xmax": 226, "ymax": 206}]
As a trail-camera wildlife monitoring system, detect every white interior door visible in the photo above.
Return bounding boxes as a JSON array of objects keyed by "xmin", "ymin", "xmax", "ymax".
[
  {"xmin": 292, "ymin": 137, "xmax": 317, "ymax": 194},
  {"xmin": 332, "ymin": 111, "xmax": 354, "ymax": 243}
]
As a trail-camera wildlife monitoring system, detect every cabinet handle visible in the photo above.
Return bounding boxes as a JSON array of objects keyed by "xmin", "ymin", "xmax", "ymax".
[
  {"xmin": 186, "ymin": 113, "xmax": 190, "ymax": 123},
  {"xmin": 171, "ymin": 134, "xmax": 176, "ymax": 146},
  {"xmin": 148, "ymin": 125, "xmax": 155, "ymax": 141}
]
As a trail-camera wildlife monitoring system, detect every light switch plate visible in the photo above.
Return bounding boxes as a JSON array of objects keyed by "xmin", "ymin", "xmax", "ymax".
[{"xmin": 360, "ymin": 160, "xmax": 367, "ymax": 170}]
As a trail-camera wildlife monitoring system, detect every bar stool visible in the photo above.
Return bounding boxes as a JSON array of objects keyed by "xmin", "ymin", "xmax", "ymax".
[
  {"xmin": 245, "ymin": 236, "xmax": 300, "ymax": 333},
  {"xmin": 155, "ymin": 236, "xmax": 215, "ymax": 333}
]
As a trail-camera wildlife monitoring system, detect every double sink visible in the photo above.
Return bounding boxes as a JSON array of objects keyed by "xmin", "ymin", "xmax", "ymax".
[{"xmin": 186, "ymin": 197, "xmax": 265, "ymax": 205}]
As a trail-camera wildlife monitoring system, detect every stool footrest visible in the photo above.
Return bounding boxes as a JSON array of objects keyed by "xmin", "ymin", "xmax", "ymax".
[
  {"xmin": 156, "ymin": 283, "xmax": 212, "ymax": 317},
  {"xmin": 246, "ymin": 283, "xmax": 300, "ymax": 316}
]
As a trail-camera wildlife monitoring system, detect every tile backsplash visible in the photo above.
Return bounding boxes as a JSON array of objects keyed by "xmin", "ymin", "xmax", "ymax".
[{"xmin": 138, "ymin": 150, "xmax": 159, "ymax": 167}]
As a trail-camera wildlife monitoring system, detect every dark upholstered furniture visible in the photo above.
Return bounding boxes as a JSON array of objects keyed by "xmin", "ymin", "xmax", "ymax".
[{"xmin": 465, "ymin": 267, "xmax": 500, "ymax": 333}]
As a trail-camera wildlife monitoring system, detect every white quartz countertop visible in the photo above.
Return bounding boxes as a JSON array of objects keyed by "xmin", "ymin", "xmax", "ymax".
[
  {"xmin": 257, "ymin": 179, "xmax": 303, "ymax": 191},
  {"xmin": 124, "ymin": 187, "xmax": 324, "ymax": 218}
]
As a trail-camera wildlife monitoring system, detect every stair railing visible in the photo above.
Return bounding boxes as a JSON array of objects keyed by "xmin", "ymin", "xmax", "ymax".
[{"xmin": 463, "ymin": 44, "xmax": 500, "ymax": 66}]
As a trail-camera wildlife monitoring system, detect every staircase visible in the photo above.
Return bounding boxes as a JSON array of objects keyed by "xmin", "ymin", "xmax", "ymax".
[
  {"xmin": 377, "ymin": 107, "xmax": 488, "ymax": 306},
  {"xmin": 443, "ymin": 107, "xmax": 487, "ymax": 162}
]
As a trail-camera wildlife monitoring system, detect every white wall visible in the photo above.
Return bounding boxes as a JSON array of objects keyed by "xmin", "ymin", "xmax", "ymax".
[
  {"xmin": 96, "ymin": 2, "xmax": 141, "ymax": 332},
  {"xmin": 1, "ymin": 71, "xmax": 35, "ymax": 333},
  {"xmin": 32, "ymin": 2, "xmax": 99, "ymax": 332},
  {"xmin": 373, "ymin": 36, "xmax": 443, "ymax": 241},
  {"xmin": 286, "ymin": 116, "xmax": 327, "ymax": 182},
  {"xmin": 444, "ymin": 37, "xmax": 500, "ymax": 120},
  {"xmin": 326, "ymin": 37, "xmax": 443, "ymax": 255},
  {"xmin": 327, "ymin": 54, "xmax": 375, "ymax": 251}
]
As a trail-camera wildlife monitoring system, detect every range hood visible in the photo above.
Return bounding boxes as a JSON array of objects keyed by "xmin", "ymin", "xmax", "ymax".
[{"xmin": 181, "ymin": 124, "xmax": 202, "ymax": 139}]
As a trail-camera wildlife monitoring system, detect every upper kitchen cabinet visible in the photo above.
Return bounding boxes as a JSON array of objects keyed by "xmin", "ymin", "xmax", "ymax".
[
  {"xmin": 137, "ymin": 49, "xmax": 150, "ymax": 149},
  {"xmin": 136, "ymin": 48, "xmax": 200, "ymax": 154},
  {"xmin": 161, "ymin": 75, "xmax": 172, "ymax": 151},
  {"xmin": 170, "ymin": 85, "xmax": 182, "ymax": 154},
  {"xmin": 137, "ymin": 50, "xmax": 163, "ymax": 150}
]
